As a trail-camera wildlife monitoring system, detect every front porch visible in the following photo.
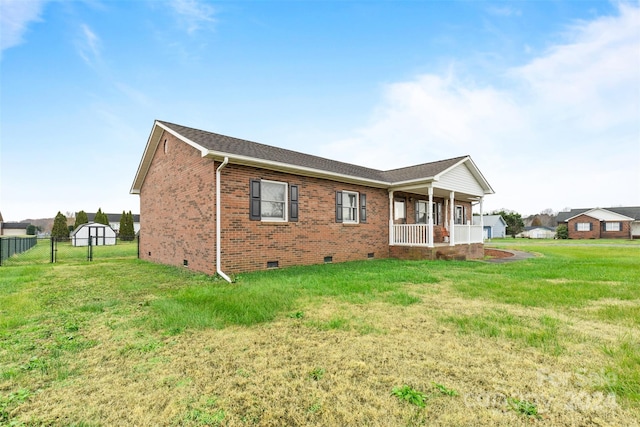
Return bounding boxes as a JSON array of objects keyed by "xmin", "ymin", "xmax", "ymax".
[
  {"xmin": 390, "ymin": 224, "xmax": 485, "ymax": 261},
  {"xmin": 390, "ymin": 242, "xmax": 484, "ymax": 261},
  {"xmin": 390, "ymin": 224, "xmax": 484, "ymax": 246}
]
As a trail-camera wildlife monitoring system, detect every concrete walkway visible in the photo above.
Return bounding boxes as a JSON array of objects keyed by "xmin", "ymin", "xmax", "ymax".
[{"xmin": 483, "ymin": 249, "xmax": 536, "ymax": 263}]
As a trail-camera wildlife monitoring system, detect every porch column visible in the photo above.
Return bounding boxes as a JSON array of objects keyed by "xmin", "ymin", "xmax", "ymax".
[
  {"xmin": 388, "ymin": 191, "xmax": 394, "ymax": 245},
  {"xmin": 449, "ymin": 191, "xmax": 455, "ymax": 246},
  {"xmin": 428, "ymin": 186, "xmax": 434, "ymax": 247},
  {"xmin": 479, "ymin": 197, "xmax": 484, "ymax": 242}
]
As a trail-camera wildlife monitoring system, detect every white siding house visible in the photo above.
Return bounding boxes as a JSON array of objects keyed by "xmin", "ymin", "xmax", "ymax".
[{"xmin": 473, "ymin": 215, "xmax": 507, "ymax": 239}]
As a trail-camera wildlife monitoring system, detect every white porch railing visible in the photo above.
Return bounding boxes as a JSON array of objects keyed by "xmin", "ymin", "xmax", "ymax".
[
  {"xmin": 391, "ymin": 224, "xmax": 431, "ymax": 246},
  {"xmin": 453, "ymin": 224, "xmax": 484, "ymax": 244},
  {"xmin": 391, "ymin": 224, "xmax": 484, "ymax": 246}
]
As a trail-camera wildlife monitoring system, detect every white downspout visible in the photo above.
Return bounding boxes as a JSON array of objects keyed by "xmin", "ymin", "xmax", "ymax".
[{"xmin": 216, "ymin": 157, "xmax": 233, "ymax": 283}]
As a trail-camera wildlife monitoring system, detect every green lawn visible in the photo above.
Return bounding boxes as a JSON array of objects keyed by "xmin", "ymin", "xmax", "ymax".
[{"xmin": 1, "ymin": 241, "xmax": 638, "ymax": 425}]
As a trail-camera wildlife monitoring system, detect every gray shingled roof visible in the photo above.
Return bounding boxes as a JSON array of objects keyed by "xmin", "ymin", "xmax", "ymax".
[
  {"xmin": 556, "ymin": 207, "xmax": 640, "ymax": 223},
  {"xmin": 159, "ymin": 121, "xmax": 466, "ymax": 183}
]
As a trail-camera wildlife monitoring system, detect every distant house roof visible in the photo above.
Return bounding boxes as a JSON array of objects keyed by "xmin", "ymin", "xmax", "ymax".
[
  {"xmin": 1, "ymin": 222, "xmax": 29, "ymax": 230},
  {"xmin": 557, "ymin": 207, "xmax": 639, "ymax": 223},
  {"xmin": 131, "ymin": 120, "xmax": 495, "ymax": 195},
  {"xmin": 523, "ymin": 226, "xmax": 556, "ymax": 231},
  {"xmin": 473, "ymin": 215, "xmax": 506, "ymax": 227},
  {"xmin": 85, "ymin": 213, "xmax": 140, "ymax": 223}
]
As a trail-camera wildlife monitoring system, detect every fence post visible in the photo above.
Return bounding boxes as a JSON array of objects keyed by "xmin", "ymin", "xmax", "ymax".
[
  {"xmin": 0, "ymin": 238, "xmax": 3, "ymax": 266},
  {"xmin": 51, "ymin": 237, "xmax": 54, "ymax": 263},
  {"xmin": 88, "ymin": 233, "xmax": 93, "ymax": 261}
]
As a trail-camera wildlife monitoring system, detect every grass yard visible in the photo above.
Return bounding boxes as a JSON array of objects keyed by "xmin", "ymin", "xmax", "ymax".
[{"xmin": 1, "ymin": 240, "xmax": 639, "ymax": 426}]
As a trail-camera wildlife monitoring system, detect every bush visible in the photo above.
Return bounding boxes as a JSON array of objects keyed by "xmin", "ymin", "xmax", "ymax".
[{"xmin": 556, "ymin": 224, "xmax": 568, "ymax": 239}]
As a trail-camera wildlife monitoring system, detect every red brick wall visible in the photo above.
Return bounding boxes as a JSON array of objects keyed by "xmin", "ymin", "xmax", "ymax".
[
  {"xmin": 139, "ymin": 133, "xmax": 484, "ymax": 275},
  {"xmin": 567, "ymin": 214, "xmax": 631, "ymax": 239},
  {"xmin": 567, "ymin": 215, "xmax": 600, "ymax": 239},
  {"xmin": 139, "ymin": 131, "xmax": 217, "ymax": 273},
  {"xmin": 218, "ymin": 164, "xmax": 390, "ymax": 273},
  {"xmin": 600, "ymin": 221, "xmax": 631, "ymax": 239},
  {"xmin": 390, "ymin": 243, "xmax": 484, "ymax": 261}
]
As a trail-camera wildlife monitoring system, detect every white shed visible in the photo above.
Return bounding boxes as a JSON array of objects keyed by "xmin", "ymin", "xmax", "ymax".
[{"xmin": 71, "ymin": 223, "xmax": 117, "ymax": 246}]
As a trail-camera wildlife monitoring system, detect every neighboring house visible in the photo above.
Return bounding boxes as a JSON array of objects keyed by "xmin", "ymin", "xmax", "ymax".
[
  {"xmin": 84, "ymin": 212, "xmax": 141, "ymax": 234},
  {"xmin": 517, "ymin": 226, "xmax": 556, "ymax": 239},
  {"xmin": 130, "ymin": 120, "xmax": 495, "ymax": 278},
  {"xmin": 473, "ymin": 215, "xmax": 506, "ymax": 239},
  {"xmin": 0, "ymin": 222, "xmax": 30, "ymax": 236},
  {"xmin": 70, "ymin": 223, "xmax": 117, "ymax": 246},
  {"xmin": 556, "ymin": 207, "xmax": 639, "ymax": 239}
]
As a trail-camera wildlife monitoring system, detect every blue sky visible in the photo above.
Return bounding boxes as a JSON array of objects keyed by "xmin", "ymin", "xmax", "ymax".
[{"xmin": 1, "ymin": 0, "xmax": 639, "ymax": 222}]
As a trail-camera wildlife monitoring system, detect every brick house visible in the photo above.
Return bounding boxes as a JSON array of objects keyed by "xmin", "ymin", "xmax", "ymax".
[
  {"xmin": 556, "ymin": 207, "xmax": 638, "ymax": 239},
  {"xmin": 130, "ymin": 120, "xmax": 495, "ymax": 280}
]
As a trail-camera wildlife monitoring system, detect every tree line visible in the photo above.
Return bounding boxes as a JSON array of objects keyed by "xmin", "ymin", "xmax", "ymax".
[{"xmin": 51, "ymin": 209, "xmax": 136, "ymax": 241}]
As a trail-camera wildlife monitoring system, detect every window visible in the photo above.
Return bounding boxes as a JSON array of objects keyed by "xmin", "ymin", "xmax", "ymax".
[
  {"xmin": 416, "ymin": 201, "xmax": 441, "ymax": 224},
  {"xmin": 343, "ymin": 191, "xmax": 359, "ymax": 223},
  {"xmin": 455, "ymin": 206, "xmax": 464, "ymax": 225},
  {"xmin": 604, "ymin": 222, "xmax": 621, "ymax": 231},
  {"xmin": 335, "ymin": 191, "xmax": 366, "ymax": 223},
  {"xmin": 261, "ymin": 181, "xmax": 287, "ymax": 220},
  {"xmin": 394, "ymin": 199, "xmax": 406, "ymax": 222},
  {"xmin": 416, "ymin": 201, "xmax": 427, "ymax": 224},
  {"xmin": 433, "ymin": 202, "xmax": 441, "ymax": 225},
  {"xmin": 576, "ymin": 222, "xmax": 591, "ymax": 231},
  {"xmin": 250, "ymin": 179, "xmax": 298, "ymax": 222}
]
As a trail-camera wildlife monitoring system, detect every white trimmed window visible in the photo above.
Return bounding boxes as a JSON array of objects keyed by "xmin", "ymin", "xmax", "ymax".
[
  {"xmin": 250, "ymin": 179, "xmax": 298, "ymax": 222},
  {"xmin": 335, "ymin": 191, "xmax": 366, "ymax": 224},
  {"xmin": 416, "ymin": 201, "xmax": 427, "ymax": 224},
  {"xmin": 343, "ymin": 191, "xmax": 359, "ymax": 223},
  {"xmin": 576, "ymin": 222, "xmax": 590, "ymax": 231},
  {"xmin": 433, "ymin": 202, "xmax": 441, "ymax": 225},
  {"xmin": 260, "ymin": 180, "xmax": 287, "ymax": 221},
  {"xmin": 455, "ymin": 205, "xmax": 465, "ymax": 225},
  {"xmin": 394, "ymin": 199, "xmax": 406, "ymax": 222},
  {"xmin": 604, "ymin": 222, "xmax": 621, "ymax": 231}
]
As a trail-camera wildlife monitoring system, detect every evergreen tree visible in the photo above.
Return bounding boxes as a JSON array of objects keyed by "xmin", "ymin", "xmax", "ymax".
[
  {"xmin": 51, "ymin": 212, "xmax": 70, "ymax": 239},
  {"xmin": 95, "ymin": 208, "xmax": 109, "ymax": 225},
  {"xmin": 74, "ymin": 210, "xmax": 89, "ymax": 229},
  {"xmin": 120, "ymin": 210, "xmax": 135, "ymax": 241},
  {"xmin": 119, "ymin": 211, "xmax": 127, "ymax": 236},
  {"xmin": 26, "ymin": 224, "xmax": 36, "ymax": 235}
]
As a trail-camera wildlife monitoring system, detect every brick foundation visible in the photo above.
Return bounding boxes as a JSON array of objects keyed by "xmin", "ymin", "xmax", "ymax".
[{"xmin": 390, "ymin": 243, "xmax": 484, "ymax": 261}]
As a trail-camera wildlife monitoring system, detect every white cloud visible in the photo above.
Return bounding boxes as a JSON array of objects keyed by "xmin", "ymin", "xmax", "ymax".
[
  {"xmin": 0, "ymin": 0, "xmax": 48, "ymax": 55},
  {"xmin": 170, "ymin": 0, "xmax": 216, "ymax": 34},
  {"xmin": 76, "ymin": 23, "xmax": 102, "ymax": 67},
  {"xmin": 486, "ymin": 6, "xmax": 522, "ymax": 17},
  {"xmin": 319, "ymin": 3, "xmax": 640, "ymax": 215}
]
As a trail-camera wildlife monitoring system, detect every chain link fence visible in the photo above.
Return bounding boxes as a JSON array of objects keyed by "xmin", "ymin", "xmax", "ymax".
[
  {"xmin": 0, "ymin": 236, "xmax": 38, "ymax": 266},
  {"xmin": 0, "ymin": 236, "xmax": 139, "ymax": 266}
]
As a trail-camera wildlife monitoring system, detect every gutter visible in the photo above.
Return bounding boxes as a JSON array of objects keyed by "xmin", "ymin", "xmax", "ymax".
[{"xmin": 216, "ymin": 157, "xmax": 233, "ymax": 283}]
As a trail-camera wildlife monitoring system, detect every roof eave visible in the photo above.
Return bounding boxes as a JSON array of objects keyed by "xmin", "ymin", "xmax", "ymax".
[
  {"xmin": 434, "ymin": 156, "xmax": 495, "ymax": 195},
  {"xmin": 203, "ymin": 151, "xmax": 391, "ymax": 188},
  {"xmin": 130, "ymin": 121, "xmax": 210, "ymax": 194}
]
